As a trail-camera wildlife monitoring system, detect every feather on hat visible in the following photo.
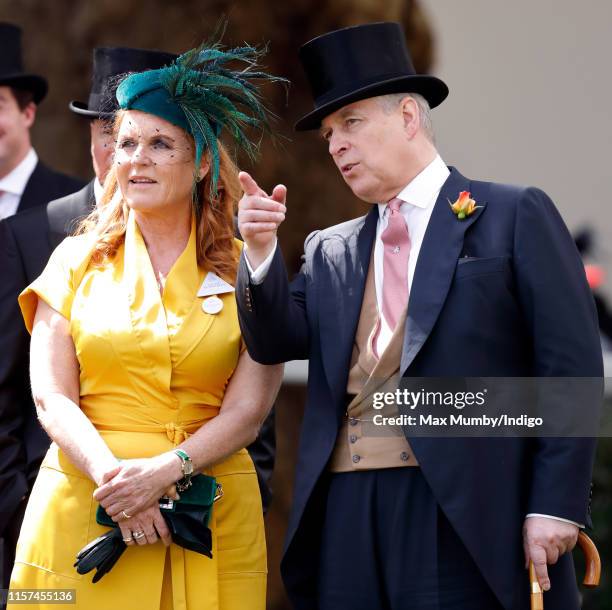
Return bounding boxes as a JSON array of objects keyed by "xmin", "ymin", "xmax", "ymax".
[{"xmin": 116, "ymin": 35, "xmax": 286, "ymax": 196}]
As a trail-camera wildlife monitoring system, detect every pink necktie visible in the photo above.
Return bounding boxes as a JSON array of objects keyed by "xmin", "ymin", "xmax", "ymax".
[{"xmin": 380, "ymin": 197, "xmax": 410, "ymax": 330}]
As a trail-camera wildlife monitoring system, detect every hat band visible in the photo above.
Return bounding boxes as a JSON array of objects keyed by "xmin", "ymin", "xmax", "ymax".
[{"xmin": 313, "ymin": 71, "xmax": 418, "ymax": 107}]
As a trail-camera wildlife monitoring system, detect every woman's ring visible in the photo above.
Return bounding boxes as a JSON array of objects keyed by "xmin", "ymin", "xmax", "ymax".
[
  {"xmin": 121, "ymin": 510, "xmax": 132, "ymax": 520},
  {"xmin": 133, "ymin": 531, "xmax": 145, "ymax": 539},
  {"xmin": 122, "ymin": 536, "xmax": 133, "ymax": 543}
]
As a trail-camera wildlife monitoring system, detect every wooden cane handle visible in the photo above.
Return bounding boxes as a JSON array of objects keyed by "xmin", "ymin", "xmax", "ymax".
[
  {"xmin": 577, "ymin": 531, "xmax": 601, "ymax": 587},
  {"xmin": 529, "ymin": 561, "xmax": 544, "ymax": 610},
  {"xmin": 530, "ymin": 530, "xmax": 601, "ymax": 609}
]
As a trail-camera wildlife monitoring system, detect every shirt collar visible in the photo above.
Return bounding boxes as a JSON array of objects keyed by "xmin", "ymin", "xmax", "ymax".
[
  {"xmin": 93, "ymin": 177, "xmax": 104, "ymax": 205},
  {"xmin": 377, "ymin": 154, "xmax": 449, "ymax": 219},
  {"xmin": 0, "ymin": 148, "xmax": 38, "ymax": 196}
]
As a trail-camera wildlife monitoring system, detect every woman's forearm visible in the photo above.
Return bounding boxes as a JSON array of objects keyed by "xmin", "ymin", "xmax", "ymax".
[
  {"xmin": 174, "ymin": 356, "xmax": 283, "ymax": 473},
  {"xmin": 29, "ymin": 299, "xmax": 119, "ymax": 486},
  {"xmin": 34, "ymin": 392, "xmax": 118, "ymax": 485},
  {"xmin": 177, "ymin": 403, "xmax": 266, "ymax": 472}
]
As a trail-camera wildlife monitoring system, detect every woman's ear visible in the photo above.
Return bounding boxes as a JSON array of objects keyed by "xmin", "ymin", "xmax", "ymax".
[{"xmin": 197, "ymin": 159, "xmax": 210, "ymax": 182}]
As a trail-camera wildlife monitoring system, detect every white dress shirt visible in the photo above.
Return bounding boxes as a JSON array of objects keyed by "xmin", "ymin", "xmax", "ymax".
[
  {"xmin": 0, "ymin": 148, "xmax": 38, "ymax": 220},
  {"xmin": 93, "ymin": 177, "xmax": 104, "ymax": 206},
  {"xmin": 372, "ymin": 155, "xmax": 448, "ymax": 353}
]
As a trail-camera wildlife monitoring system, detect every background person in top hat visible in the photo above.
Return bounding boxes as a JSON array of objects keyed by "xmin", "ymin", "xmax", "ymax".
[
  {"xmin": 0, "ymin": 22, "xmax": 83, "ymax": 221},
  {"xmin": 235, "ymin": 22, "xmax": 602, "ymax": 609}
]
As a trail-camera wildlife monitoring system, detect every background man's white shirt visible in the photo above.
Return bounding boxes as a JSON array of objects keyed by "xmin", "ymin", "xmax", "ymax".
[{"xmin": 0, "ymin": 148, "xmax": 38, "ymax": 220}]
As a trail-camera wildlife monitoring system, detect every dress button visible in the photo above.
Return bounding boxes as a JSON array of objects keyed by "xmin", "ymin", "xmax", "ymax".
[
  {"xmin": 400, "ymin": 452, "xmax": 410, "ymax": 462},
  {"xmin": 349, "ymin": 417, "xmax": 358, "ymax": 426},
  {"xmin": 349, "ymin": 434, "xmax": 357, "ymax": 444},
  {"xmin": 352, "ymin": 454, "xmax": 361, "ymax": 463}
]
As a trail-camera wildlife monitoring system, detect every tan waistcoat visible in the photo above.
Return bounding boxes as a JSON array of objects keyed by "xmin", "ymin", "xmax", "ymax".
[{"xmin": 328, "ymin": 253, "xmax": 418, "ymax": 472}]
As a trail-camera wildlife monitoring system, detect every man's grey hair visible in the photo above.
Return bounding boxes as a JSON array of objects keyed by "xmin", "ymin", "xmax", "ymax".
[{"xmin": 378, "ymin": 92, "xmax": 434, "ymax": 142}]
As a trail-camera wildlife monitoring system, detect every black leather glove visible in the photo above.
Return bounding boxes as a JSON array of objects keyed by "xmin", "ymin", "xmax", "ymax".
[{"xmin": 74, "ymin": 527, "xmax": 127, "ymax": 583}]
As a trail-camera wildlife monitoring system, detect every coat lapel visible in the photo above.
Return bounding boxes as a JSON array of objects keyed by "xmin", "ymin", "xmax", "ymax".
[
  {"xmin": 400, "ymin": 168, "xmax": 486, "ymax": 374},
  {"xmin": 47, "ymin": 182, "xmax": 95, "ymax": 249},
  {"xmin": 318, "ymin": 206, "xmax": 378, "ymax": 412},
  {"xmin": 17, "ymin": 162, "xmax": 44, "ymax": 213},
  {"xmin": 162, "ymin": 224, "xmax": 219, "ymax": 367}
]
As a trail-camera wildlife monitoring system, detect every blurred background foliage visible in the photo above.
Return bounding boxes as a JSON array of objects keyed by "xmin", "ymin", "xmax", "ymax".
[
  {"xmin": 0, "ymin": 0, "xmax": 434, "ymax": 276},
  {"xmin": 1, "ymin": 1, "xmax": 608, "ymax": 608}
]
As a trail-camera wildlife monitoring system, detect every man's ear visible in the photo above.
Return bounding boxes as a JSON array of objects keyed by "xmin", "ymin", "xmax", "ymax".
[
  {"xmin": 22, "ymin": 102, "xmax": 37, "ymax": 129},
  {"xmin": 400, "ymin": 96, "xmax": 419, "ymax": 138}
]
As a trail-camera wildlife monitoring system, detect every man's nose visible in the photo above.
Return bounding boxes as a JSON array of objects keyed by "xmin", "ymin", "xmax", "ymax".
[{"xmin": 328, "ymin": 133, "xmax": 348, "ymax": 157}]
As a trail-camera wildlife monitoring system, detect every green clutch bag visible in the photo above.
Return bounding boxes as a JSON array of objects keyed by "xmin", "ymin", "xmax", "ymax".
[
  {"xmin": 96, "ymin": 473, "xmax": 222, "ymax": 528},
  {"xmin": 80, "ymin": 473, "xmax": 221, "ymax": 575}
]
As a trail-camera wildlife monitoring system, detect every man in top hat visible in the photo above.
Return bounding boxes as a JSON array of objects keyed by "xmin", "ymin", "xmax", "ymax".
[
  {"xmin": 0, "ymin": 23, "xmax": 83, "ymax": 221},
  {"xmin": 235, "ymin": 22, "xmax": 602, "ymax": 609}
]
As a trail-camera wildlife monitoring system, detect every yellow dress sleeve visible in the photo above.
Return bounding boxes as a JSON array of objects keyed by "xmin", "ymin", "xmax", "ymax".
[{"xmin": 18, "ymin": 235, "xmax": 94, "ymax": 334}]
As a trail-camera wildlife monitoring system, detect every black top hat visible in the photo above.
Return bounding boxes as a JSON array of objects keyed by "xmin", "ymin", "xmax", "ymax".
[
  {"xmin": 69, "ymin": 47, "xmax": 177, "ymax": 119},
  {"xmin": 295, "ymin": 22, "xmax": 449, "ymax": 131},
  {"xmin": 0, "ymin": 23, "xmax": 48, "ymax": 104}
]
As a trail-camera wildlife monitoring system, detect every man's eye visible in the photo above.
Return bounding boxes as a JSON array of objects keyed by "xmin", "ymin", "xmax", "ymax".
[{"xmin": 346, "ymin": 118, "xmax": 359, "ymax": 126}]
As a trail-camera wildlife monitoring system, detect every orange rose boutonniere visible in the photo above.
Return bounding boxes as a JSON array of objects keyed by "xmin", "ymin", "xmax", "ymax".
[{"xmin": 449, "ymin": 191, "xmax": 481, "ymax": 220}]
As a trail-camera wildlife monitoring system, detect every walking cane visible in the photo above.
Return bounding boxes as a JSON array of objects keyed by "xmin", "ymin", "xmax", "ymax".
[{"xmin": 529, "ymin": 531, "xmax": 601, "ymax": 610}]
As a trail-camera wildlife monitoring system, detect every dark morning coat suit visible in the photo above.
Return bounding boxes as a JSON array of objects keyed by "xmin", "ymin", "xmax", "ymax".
[
  {"xmin": 0, "ymin": 180, "xmax": 90, "ymax": 588},
  {"xmin": 236, "ymin": 167, "xmax": 603, "ymax": 610},
  {"xmin": 15, "ymin": 161, "xmax": 84, "ymax": 215}
]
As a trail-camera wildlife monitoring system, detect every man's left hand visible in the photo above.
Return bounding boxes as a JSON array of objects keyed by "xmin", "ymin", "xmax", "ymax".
[{"xmin": 522, "ymin": 516, "xmax": 579, "ymax": 591}]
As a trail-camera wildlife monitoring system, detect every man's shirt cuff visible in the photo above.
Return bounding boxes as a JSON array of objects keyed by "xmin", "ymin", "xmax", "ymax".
[
  {"xmin": 525, "ymin": 513, "xmax": 584, "ymax": 528},
  {"xmin": 244, "ymin": 240, "xmax": 277, "ymax": 285}
]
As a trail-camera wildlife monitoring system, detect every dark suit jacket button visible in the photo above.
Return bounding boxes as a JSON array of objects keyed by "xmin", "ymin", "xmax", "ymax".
[
  {"xmin": 352, "ymin": 454, "xmax": 361, "ymax": 464},
  {"xmin": 400, "ymin": 452, "xmax": 410, "ymax": 461},
  {"xmin": 349, "ymin": 434, "xmax": 357, "ymax": 444}
]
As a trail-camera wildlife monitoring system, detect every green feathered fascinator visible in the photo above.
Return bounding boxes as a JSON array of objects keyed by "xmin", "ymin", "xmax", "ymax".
[{"xmin": 116, "ymin": 34, "xmax": 286, "ymax": 196}]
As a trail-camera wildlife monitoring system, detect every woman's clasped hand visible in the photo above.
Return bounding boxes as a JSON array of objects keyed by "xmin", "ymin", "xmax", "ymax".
[{"xmin": 93, "ymin": 454, "xmax": 181, "ymax": 546}]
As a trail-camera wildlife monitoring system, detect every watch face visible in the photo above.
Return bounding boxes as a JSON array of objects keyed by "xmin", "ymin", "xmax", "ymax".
[{"xmin": 184, "ymin": 462, "xmax": 194, "ymax": 475}]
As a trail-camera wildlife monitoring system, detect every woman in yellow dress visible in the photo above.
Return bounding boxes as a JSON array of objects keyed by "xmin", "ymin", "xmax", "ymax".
[{"xmin": 9, "ymin": 40, "xmax": 285, "ymax": 609}]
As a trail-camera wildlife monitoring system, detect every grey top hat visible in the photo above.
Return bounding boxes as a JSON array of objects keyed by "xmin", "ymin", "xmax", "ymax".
[
  {"xmin": 69, "ymin": 46, "xmax": 177, "ymax": 119},
  {"xmin": 0, "ymin": 23, "xmax": 48, "ymax": 104}
]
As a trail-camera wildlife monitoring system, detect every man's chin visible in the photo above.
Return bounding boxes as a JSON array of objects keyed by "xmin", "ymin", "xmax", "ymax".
[
  {"xmin": 347, "ymin": 186, "xmax": 381, "ymax": 205},
  {"xmin": 342, "ymin": 179, "xmax": 377, "ymax": 204}
]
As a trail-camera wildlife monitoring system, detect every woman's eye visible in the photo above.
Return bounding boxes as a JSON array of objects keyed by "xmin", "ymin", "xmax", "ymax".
[
  {"xmin": 118, "ymin": 139, "xmax": 135, "ymax": 149},
  {"xmin": 152, "ymin": 138, "xmax": 171, "ymax": 150}
]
